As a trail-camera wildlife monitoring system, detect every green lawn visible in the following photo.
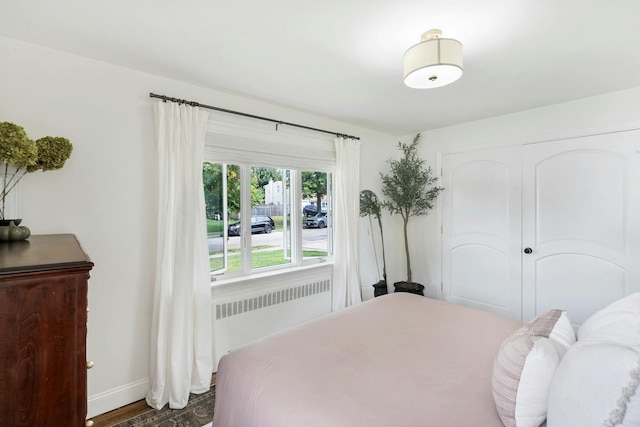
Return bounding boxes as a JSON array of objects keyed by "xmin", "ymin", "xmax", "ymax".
[
  {"xmin": 207, "ymin": 219, "xmax": 224, "ymax": 234},
  {"xmin": 207, "ymin": 215, "xmax": 326, "ymax": 272},
  {"xmin": 210, "ymin": 248, "xmax": 327, "ymax": 271}
]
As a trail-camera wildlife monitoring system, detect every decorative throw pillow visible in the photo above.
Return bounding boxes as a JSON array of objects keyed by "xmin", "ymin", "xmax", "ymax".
[
  {"xmin": 547, "ymin": 292, "xmax": 640, "ymax": 427},
  {"xmin": 533, "ymin": 310, "xmax": 575, "ymax": 350},
  {"xmin": 492, "ymin": 309, "xmax": 575, "ymax": 427}
]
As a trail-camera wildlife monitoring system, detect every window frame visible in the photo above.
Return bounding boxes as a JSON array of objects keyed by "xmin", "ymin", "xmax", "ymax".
[{"xmin": 203, "ymin": 117, "xmax": 336, "ymax": 283}]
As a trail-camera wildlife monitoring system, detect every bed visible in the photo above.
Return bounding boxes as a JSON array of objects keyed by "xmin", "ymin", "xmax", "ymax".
[
  {"xmin": 214, "ymin": 291, "xmax": 640, "ymax": 426},
  {"xmin": 213, "ymin": 293, "xmax": 522, "ymax": 426}
]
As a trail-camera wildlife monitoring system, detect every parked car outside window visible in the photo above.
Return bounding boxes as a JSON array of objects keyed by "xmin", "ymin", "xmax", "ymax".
[
  {"xmin": 303, "ymin": 205, "xmax": 327, "ymax": 217},
  {"xmin": 303, "ymin": 205, "xmax": 318, "ymax": 217},
  {"xmin": 306, "ymin": 212, "xmax": 328, "ymax": 228},
  {"xmin": 228, "ymin": 216, "xmax": 275, "ymax": 236}
]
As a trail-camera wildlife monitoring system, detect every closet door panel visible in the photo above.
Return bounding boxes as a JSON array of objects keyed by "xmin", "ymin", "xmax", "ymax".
[
  {"xmin": 535, "ymin": 254, "xmax": 626, "ymax": 325},
  {"xmin": 522, "ymin": 130, "xmax": 640, "ymax": 323},
  {"xmin": 442, "ymin": 148, "xmax": 522, "ymax": 320},
  {"xmin": 536, "ymin": 150, "xmax": 625, "ymax": 249},
  {"xmin": 450, "ymin": 244, "xmax": 510, "ymax": 308}
]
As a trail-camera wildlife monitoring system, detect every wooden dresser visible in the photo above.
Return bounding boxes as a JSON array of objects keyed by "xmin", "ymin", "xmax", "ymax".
[{"xmin": 0, "ymin": 234, "xmax": 94, "ymax": 427}]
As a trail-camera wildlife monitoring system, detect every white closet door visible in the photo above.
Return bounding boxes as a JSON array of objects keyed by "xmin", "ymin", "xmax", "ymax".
[
  {"xmin": 522, "ymin": 130, "xmax": 640, "ymax": 324},
  {"xmin": 442, "ymin": 147, "xmax": 522, "ymax": 320}
]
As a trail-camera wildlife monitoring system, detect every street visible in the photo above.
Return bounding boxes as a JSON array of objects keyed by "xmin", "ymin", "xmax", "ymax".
[{"xmin": 208, "ymin": 228, "xmax": 328, "ymax": 252}]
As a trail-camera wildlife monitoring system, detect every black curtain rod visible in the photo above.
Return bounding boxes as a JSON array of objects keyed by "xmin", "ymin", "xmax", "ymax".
[{"xmin": 149, "ymin": 93, "xmax": 360, "ymax": 140}]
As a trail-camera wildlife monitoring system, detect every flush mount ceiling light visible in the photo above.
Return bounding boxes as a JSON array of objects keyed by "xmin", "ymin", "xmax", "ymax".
[{"xmin": 403, "ymin": 29, "xmax": 463, "ymax": 89}]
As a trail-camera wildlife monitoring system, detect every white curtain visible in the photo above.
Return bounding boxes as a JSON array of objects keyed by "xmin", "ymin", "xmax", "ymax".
[
  {"xmin": 332, "ymin": 137, "xmax": 362, "ymax": 310},
  {"xmin": 146, "ymin": 101, "xmax": 213, "ymax": 409}
]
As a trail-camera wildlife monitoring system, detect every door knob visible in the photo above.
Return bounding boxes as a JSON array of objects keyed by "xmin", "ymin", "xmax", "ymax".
[{"xmin": 523, "ymin": 247, "xmax": 533, "ymax": 254}]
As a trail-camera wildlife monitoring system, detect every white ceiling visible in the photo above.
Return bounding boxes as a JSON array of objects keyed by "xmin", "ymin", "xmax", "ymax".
[{"xmin": 2, "ymin": 1, "xmax": 640, "ymax": 136}]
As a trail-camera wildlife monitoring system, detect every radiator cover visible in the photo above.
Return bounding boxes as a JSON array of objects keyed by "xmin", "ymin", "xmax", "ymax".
[{"xmin": 211, "ymin": 267, "xmax": 333, "ymax": 367}]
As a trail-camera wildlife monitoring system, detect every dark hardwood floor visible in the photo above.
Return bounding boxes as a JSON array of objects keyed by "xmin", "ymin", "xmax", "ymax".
[{"xmin": 91, "ymin": 373, "xmax": 216, "ymax": 427}]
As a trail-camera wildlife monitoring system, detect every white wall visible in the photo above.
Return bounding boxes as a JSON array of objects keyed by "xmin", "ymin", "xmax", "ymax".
[
  {"xmin": 397, "ymin": 86, "xmax": 640, "ymax": 299},
  {"xmin": 0, "ymin": 36, "xmax": 394, "ymax": 417}
]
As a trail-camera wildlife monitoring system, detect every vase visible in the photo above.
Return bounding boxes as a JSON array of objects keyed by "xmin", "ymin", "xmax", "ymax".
[
  {"xmin": 0, "ymin": 218, "xmax": 22, "ymax": 226},
  {"xmin": 0, "ymin": 220, "xmax": 30, "ymax": 242}
]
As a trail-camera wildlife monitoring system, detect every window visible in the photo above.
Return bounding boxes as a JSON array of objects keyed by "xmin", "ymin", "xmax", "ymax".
[
  {"xmin": 202, "ymin": 117, "xmax": 337, "ymax": 281},
  {"xmin": 301, "ymin": 171, "xmax": 332, "ymax": 258},
  {"xmin": 204, "ymin": 161, "xmax": 332, "ymax": 279}
]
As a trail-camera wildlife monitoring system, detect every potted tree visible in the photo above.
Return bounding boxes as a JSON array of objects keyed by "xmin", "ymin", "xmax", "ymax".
[
  {"xmin": 359, "ymin": 189, "xmax": 388, "ymax": 297},
  {"xmin": 380, "ymin": 133, "xmax": 443, "ymax": 295},
  {"xmin": 0, "ymin": 122, "xmax": 73, "ymax": 226}
]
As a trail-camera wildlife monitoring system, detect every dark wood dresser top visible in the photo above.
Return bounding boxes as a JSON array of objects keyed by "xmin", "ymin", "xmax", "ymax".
[{"xmin": 0, "ymin": 234, "xmax": 93, "ymax": 275}]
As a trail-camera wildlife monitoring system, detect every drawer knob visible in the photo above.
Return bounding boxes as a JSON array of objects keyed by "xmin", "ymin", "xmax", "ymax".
[
  {"xmin": 87, "ymin": 361, "xmax": 95, "ymax": 369},
  {"xmin": 86, "ymin": 420, "xmax": 94, "ymax": 427}
]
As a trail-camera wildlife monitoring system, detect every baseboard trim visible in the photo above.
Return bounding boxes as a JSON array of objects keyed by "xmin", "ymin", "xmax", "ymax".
[{"xmin": 87, "ymin": 377, "xmax": 149, "ymax": 419}]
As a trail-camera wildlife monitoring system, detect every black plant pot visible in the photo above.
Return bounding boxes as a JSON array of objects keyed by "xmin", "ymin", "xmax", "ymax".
[
  {"xmin": 372, "ymin": 280, "xmax": 388, "ymax": 298},
  {"xmin": 393, "ymin": 281, "xmax": 425, "ymax": 296},
  {"xmin": 0, "ymin": 219, "xmax": 22, "ymax": 226}
]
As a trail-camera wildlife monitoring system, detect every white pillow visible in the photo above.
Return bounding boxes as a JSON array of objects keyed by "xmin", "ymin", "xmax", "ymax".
[
  {"xmin": 547, "ymin": 292, "xmax": 640, "ymax": 427},
  {"xmin": 492, "ymin": 309, "xmax": 575, "ymax": 427},
  {"xmin": 547, "ymin": 342, "xmax": 640, "ymax": 427},
  {"xmin": 578, "ymin": 292, "xmax": 640, "ymax": 346}
]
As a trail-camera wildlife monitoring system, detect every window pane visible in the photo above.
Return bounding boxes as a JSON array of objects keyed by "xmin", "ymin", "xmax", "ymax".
[
  {"xmin": 302, "ymin": 171, "xmax": 331, "ymax": 258},
  {"xmin": 251, "ymin": 167, "xmax": 292, "ymax": 269},
  {"xmin": 225, "ymin": 164, "xmax": 242, "ymax": 273},
  {"xmin": 204, "ymin": 162, "xmax": 243, "ymax": 274},
  {"xmin": 203, "ymin": 162, "xmax": 225, "ymax": 273}
]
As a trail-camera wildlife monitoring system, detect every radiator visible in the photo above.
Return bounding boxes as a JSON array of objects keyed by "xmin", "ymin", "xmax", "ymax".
[{"xmin": 211, "ymin": 267, "xmax": 333, "ymax": 367}]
